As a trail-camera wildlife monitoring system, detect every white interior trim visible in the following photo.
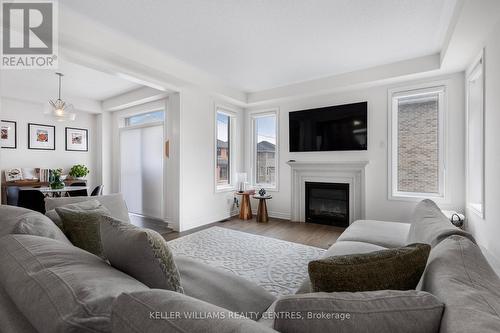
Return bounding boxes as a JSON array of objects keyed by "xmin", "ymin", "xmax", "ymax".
[
  {"xmin": 465, "ymin": 49, "xmax": 485, "ymax": 219},
  {"xmin": 248, "ymin": 108, "xmax": 280, "ymax": 191},
  {"xmin": 387, "ymin": 81, "xmax": 449, "ymax": 203},
  {"xmin": 287, "ymin": 161, "xmax": 368, "ymax": 224},
  {"xmin": 214, "ymin": 104, "xmax": 238, "ymax": 192}
]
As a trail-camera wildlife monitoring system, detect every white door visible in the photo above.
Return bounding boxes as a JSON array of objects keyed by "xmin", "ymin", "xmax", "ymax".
[{"xmin": 120, "ymin": 123, "xmax": 164, "ymax": 219}]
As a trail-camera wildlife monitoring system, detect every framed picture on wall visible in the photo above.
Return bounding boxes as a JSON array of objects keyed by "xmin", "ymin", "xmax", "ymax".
[
  {"xmin": 65, "ymin": 127, "xmax": 88, "ymax": 152},
  {"xmin": 28, "ymin": 123, "xmax": 55, "ymax": 150},
  {"xmin": 1, "ymin": 120, "xmax": 17, "ymax": 149}
]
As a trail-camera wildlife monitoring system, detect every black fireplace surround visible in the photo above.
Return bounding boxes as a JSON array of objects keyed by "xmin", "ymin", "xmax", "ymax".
[{"xmin": 305, "ymin": 182, "xmax": 349, "ymax": 227}]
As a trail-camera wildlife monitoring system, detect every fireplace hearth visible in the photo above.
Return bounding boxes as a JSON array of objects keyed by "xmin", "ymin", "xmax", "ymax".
[{"xmin": 305, "ymin": 182, "xmax": 349, "ymax": 227}]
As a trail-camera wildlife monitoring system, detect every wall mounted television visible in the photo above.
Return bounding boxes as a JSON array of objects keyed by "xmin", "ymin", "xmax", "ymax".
[{"xmin": 289, "ymin": 101, "xmax": 367, "ymax": 152}]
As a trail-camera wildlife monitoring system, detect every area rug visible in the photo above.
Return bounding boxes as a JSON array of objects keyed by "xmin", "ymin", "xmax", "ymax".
[{"xmin": 168, "ymin": 226, "xmax": 325, "ymax": 296}]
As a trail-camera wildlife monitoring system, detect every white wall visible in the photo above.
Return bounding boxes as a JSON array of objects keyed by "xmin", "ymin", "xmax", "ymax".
[
  {"xmin": 467, "ymin": 21, "xmax": 500, "ymax": 260},
  {"xmin": 0, "ymin": 97, "xmax": 99, "ymax": 190},
  {"xmin": 178, "ymin": 88, "xmax": 244, "ymax": 231},
  {"xmin": 245, "ymin": 73, "xmax": 465, "ymax": 223},
  {"xmin": 95, "ymin": 111, "xmax": 112, "ymax": 194}
]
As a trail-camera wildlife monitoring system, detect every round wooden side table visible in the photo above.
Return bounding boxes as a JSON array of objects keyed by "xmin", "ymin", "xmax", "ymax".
[
  {"xmin": 253, "ymin": 195, "xmax": 272, "ymax": 223},
  {"xmin": 236, "ymin": 192, "xmax": 252, "ymax": 220}
]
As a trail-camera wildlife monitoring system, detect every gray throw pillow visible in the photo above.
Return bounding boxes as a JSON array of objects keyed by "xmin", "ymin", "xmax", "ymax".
[
  {"xmin": 100, "ymin": 215, "xmax": 183, "ymax": 293},
  {"xmin": 55, "ymin": 199, "xmax": 111, "ymax": 257},
  {"xmin": 45, "ymin": 209, "xmax": 64, "ymax": 229},
  {"xmin": 45, "ymin": 193, "xmax": 131, "ymax": 223},
  {"xmin": 273, "ymin": 290, "xmax": 443, "ymax": 333},
  {"xmin": 308, "ymin": 243, "xmax": 431, "ymax": 292},
  {"xmin": 12, "ymin": 212, "xmax": 70, "ymax": 244}
]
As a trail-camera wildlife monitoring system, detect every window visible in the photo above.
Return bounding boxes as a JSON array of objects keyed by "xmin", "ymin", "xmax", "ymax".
[
  {"xmin": 251, "ymin": 111, "xmax": 278, "ymax": 189},
  {"xmin": 389, "ymin": 86, "xmax": 445, "ymax": 199},
  {"xmin": 216, "ymin": 111, "xmax": 231, "ymax": 188},
  {"xmin": 466, "ymin": 55, "xmax": 484, "ymax": 217},
  {"xmin": 125, "ymin": 110, "xmax": 164, "ymax": 126}
]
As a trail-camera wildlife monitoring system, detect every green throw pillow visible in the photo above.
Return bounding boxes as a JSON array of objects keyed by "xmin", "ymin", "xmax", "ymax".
[
  {"xmin": 308, "ymin": 243, "xmax": 431, "ymax": 292},
  {"xmin": 100, "ymin": 215, "xmax": 184, "ymax": 293},
  {"xmin": 55, "ymin": 200, "xmax": 111, "ymax": 258}
]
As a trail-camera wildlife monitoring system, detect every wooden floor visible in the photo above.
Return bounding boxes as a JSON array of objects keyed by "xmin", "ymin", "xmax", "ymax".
[{"xmin": 131, "ymin": 214, "xmax": 345, "ymax": 249}]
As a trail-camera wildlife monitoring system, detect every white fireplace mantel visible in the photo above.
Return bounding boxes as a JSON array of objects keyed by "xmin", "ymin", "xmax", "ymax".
[{"xmin": 287, "ymin": 160, "xmax": 369, "ymax": 224}]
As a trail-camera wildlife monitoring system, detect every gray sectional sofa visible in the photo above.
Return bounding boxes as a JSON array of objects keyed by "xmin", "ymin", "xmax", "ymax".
[{"xmin": 0, "ymin": 197, "xmax": 499, "ymax": 333}]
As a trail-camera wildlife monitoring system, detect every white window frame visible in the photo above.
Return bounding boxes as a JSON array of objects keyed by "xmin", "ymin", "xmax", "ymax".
[
  {"xmin": 388, "ymin": 84, "xmax": 447, "ymax": 201},
  {"xmin": 249, "ymin": 109, "xmax": 279, "ymax": 190},
  {"xmin": 465, "ymin": 50, "xmax": 485, "ymax": 219},
  {"xmin": 215, "ymin": 105, "xmax": 237, "ymax": 192}
]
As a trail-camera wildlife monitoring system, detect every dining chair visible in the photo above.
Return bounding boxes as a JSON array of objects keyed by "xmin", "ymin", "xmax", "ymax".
[
  {"xmin": 90, "ymin": 185, "xmax": 103, "ymax": 196},
  {"xmin": 68, "ymin": 182, "xmax": 88, "ymax": 197},
  {"xmin": 18, "ymin": 190, "xmax": 46, "ymax": 214},
  {"xmin": 6, "ymin": 186, "xmax": 20, "ymax": 206}
]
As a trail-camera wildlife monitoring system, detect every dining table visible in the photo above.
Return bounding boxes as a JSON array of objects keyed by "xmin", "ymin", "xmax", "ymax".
[{"xmin": 19, "ymin": 186, "xmax": 90, "ymax": 197}]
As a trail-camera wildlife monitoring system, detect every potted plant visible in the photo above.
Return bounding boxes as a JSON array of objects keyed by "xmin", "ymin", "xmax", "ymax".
[
  {"xmin": 69, "ymin": 164, "xmax": 90, "ymax": 180},
  {"xmin": 50, "ymin": 169, "xmax": 65, "ymax": 190}
]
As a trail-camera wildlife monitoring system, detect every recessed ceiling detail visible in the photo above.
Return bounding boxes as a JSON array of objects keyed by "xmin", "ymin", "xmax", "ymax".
[{"xmin": 62, "ymin": 0, "xmax": 457, "ymax": 92}]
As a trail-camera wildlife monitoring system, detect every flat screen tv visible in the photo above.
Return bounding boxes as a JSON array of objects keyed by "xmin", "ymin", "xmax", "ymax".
[{"xmin": 289, "ymin": 102, "xmax": 367, "ymax": 152}]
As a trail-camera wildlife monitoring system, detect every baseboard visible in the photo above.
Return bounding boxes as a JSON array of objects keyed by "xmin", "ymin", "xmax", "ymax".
[
  {"xmin": 251, "ymin": 209, "xmax": 291, "ymax": 220},
  {"xmin": 180, "ymin": 210, "xmax": 238, "ymax": 232}
]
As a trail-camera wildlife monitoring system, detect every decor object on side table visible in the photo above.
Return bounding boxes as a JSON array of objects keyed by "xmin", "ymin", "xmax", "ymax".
[
  {"xmin": 253, "ymin": 193, "xmax": 272, "ymax": 223},
  {"xmin": 50, "ymin": 169, "xmax": 65, "ymax": 190},
  {"xmin": 0, "ymin": 120, "xmax": 16, "ymax": 149},
  {"xmin": 21, "ymin": 168, "xmax": 37, "ymax": 180},
  {"xmin": 69, "ymin": 164, "xmax": 90, "ymax": 180},
  {"xmin": 28, "ymin": 123, "xmax": 55, "ymax": 150},
  {"xmin": 5, "ymin": 168, "xmax": 22, "ymax": 182},
  {"xmin": 441, "ymin": 209, "xmax": 465, "ymax": 228},
  {"xmin": 237, "ymin": 172, "xmax": 247, "ymax": 193},
  {"xmin": 65, "ymin": 127, "xmax": 88, "ymax": 151},
  {"xmin": 236, "ymin": 191, "xmax": 252, "ymax": 220}
]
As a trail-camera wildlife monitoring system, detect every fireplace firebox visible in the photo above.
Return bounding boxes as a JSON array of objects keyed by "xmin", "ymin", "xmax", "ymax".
[{"xmin": 305, "ymin": 182, "xmax": 349, "ymax": 227}]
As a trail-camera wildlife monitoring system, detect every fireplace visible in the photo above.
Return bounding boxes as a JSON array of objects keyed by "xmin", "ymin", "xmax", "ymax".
[{"xmin": 305, "ymin": 182, "xmax": 349, "ymax": 227}]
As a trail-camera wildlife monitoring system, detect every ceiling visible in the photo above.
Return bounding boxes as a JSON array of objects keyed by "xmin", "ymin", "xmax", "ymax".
[
  {"xmin": 62, "ymin": 0, "xmax": 457, "ymax": 92},
  {"xmin": 1, "ymin": 59, "xmax": 141, "ymax": 102}
]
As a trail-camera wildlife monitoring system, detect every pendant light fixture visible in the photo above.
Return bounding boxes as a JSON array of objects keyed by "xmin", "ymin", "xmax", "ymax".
[{"xmin": 47, "ymin": 72, "xmax": 76, "ymax": 121}]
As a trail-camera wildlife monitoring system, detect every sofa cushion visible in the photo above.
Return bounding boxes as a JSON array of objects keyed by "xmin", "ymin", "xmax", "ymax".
[
  {"xmin": 420, "ymin": 235, "xmax": 500, "ymax": 333},
  {"xmin": 175, "ymin": 255, "xmax": 276, "ymax": 319},
  {"xmin": 0, "ymin": 205, "xmax": 39, "ymax": 238},
  {"xmin": 112, "ymin": 290, "xmax": 277, "ymax": 333},
  {"xmin": 407, "ymin": 199, "xmax": 475, "ymax": 246},
  {"xmin": 308, "ymin": 243, "xmax": 430, "ymax": 292},
  {"xmin": 273, "ymin": 290, "xmax": 443, "ymax": 333},
  {"xmin": 56, "ymin": 200, "xmax": 111, "ymax": 257},
  {"xmin": 100, "ymin": 215, "xmax": 183, "ymax": 293},
  {"xmin": 12, "ymin": 212, "xmax": 70, "ymax": 244},
  {"xmin": 0, "ymin": 285, "xmax": 38, "ymax": 333},
  {"xmin": 336, "ymin": 220, "xmax": 410, "ymax": 248},
  {"xmin": 0, "ymin": 234, "xmax": 149, "ymax": 333},
  {"xmin": 296, "ymin": 241, "xmax": 387, "ymax": 294},
  {"xmin": 45, "ymin": 193, "xmax": 130, "ymax": 224}
]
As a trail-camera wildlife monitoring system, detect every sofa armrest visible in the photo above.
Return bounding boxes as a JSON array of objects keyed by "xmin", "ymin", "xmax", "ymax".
[
  {"xmin": 273, "ymin": 290, "xmax": 443, "ymax": 333},
  {"xmin": 112, "ymin": 290, "xmax": 277, "ymax": 333}
]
